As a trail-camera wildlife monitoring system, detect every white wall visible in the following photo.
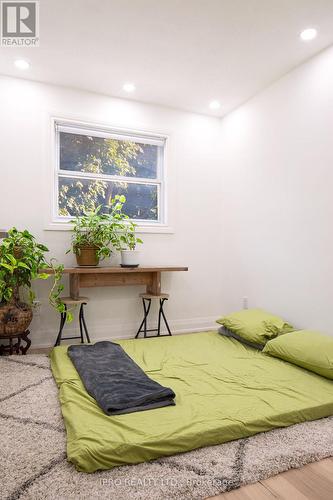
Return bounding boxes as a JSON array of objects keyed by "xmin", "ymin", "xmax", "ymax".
[
  {"xmin": 2, "ymin": 44, "xmax": 333, "ymax": 346},
  {"xmin": 219, "ymin": 45, "xmax": 333, "ymax": 334},
  {"xmin": 0, "ymin": 75, "xmax": 222, "ymax": 347}
]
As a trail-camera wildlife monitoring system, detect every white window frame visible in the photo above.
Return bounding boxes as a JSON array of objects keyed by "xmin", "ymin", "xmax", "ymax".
[{"xmin": 48, "ymin": 117, "xmax": 172, "ymax": 233}]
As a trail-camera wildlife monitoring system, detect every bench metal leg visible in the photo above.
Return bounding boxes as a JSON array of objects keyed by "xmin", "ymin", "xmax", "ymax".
[
  {"xmin": 54, "ymin": 305, "xmax": 67, "ymax": 347},
  {"xmin": 135, "ymin": 298, "xmax": 151, "ymax": 338},
  {"xmin": 54, "ymin": 303, "xmax": 90, "ymax": 346},
  {"xmin": 135, "ymin": 297, "xmax": 172, "ymax": 338},
  {"xmin": 79, "ymin": 304, "xmax": 84, "ymax": 343},
  {"xmin": 159, "ymin": 298, "xmax": 172, "ymax": 336},
  {"xmin": 79, "ymin": 303, "xmax": 91, "ymax": 343}
]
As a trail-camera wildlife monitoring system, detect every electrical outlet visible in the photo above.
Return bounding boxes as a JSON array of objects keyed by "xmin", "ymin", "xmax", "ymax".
[{"xmin": 242, "ymin": 296, "xmax": 248, "ymax": 310}]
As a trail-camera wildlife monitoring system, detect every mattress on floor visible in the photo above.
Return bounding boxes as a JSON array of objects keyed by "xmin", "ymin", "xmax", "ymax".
[{"xmin": 50, "ymin": 331, "xmax": 333, "ymax": 472}]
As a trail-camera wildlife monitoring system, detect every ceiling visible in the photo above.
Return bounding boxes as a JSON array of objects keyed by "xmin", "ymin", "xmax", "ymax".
[{"xmin": 1, "ymin": 0, "xmax": 333, "ymax": 117}]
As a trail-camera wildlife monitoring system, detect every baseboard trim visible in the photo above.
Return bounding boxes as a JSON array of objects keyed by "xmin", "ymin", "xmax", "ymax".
[{"xmin": 29, "ymin": 316, "xmax": 218, "ymax": 349}]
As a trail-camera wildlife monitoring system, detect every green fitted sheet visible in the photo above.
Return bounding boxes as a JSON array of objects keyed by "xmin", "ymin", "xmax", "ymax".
[{"xmin": 50, "ymin": 331, "xmax": 333, "ymax": 472}]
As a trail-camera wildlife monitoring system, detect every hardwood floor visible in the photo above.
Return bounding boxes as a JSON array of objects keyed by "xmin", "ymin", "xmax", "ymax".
[
  {"xmin": 30, "ymin": 347, "xmax": 52, "ymax": 354},
  {"xmin": 209, "ymin": 457, "xmax": 333, "ymax": 500}
]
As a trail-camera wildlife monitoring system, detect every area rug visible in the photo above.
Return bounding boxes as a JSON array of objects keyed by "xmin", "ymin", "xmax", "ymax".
[{"xmin": 1, "ymin": 354, "xmax": 333, "ymax": 500}]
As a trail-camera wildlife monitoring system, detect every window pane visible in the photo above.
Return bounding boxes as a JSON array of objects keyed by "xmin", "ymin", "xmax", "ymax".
[
  {"xmin": 59, "ymin": 132, "xmax": 159, "ymax": 179},
  {"xmin": 58, "ymin": 177, "xmax": 158, "ymax": 221}
]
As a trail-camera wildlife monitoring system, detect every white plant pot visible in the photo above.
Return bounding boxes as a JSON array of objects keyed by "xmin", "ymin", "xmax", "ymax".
[{"xmin": 121, "ymin": 250, "xmax": 141, "ymax": 268}]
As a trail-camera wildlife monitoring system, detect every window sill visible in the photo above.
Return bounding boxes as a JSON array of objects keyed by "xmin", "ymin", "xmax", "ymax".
[{"xmin": 44, "ymin": 222, "xmax": 175, "ymax": 234}]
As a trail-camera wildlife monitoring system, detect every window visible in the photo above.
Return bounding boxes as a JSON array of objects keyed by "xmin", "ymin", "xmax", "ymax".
[{"xmin": 53, "ymin": 121, "xmax": 166, "ymax": 225}]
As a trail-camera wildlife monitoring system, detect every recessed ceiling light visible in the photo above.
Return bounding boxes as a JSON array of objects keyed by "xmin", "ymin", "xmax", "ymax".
[
  {"xmin": 300, "ymin": 28, "xmax": 317, "ymax": 41},
  {"xmin": 123, "ymin": 82, "xmax": 136, "ymax": 93},
  {"xmin": 209, "ymin": 100, "xmax": 221, "ymax": 110},
  {"xmin": 14, "ymin": 59, "xmax": 30, "ymax": 70}
]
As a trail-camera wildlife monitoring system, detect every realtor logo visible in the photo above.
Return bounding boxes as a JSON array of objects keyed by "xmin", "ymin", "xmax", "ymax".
[{"xmin": 1, "ymin": 1, "xmax": 39, "ymax": 46}]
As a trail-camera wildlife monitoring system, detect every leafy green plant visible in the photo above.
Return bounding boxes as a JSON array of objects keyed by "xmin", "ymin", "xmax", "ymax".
[
  {"xmin": 67, "ymin": 196, "xmax": 123, "ymax": 259},
  {"xmin": 0, "ymin": 228, "xmax": 67, "ymax": 318},
  {"xmin": 112, "ymin": 220, "xmax": 143, "ymax": 251},
  {"xmin": 67, "ymin": 194, "xmax": 143, "ymax": 264},
  {"xmin": 68, "ymin": 194, "xmax": 132, "ymax": 258}
]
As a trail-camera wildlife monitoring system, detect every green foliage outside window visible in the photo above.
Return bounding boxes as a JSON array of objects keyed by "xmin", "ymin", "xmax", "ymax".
[{"xmin": 58, "ymin": 133, "xmax": 158, "ymax": 220}]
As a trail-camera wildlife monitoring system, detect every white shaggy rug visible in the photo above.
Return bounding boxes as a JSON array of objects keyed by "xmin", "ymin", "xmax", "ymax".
[{"xmin": 1, "ymin": 354, "xmax": 333, "ymax": 500}]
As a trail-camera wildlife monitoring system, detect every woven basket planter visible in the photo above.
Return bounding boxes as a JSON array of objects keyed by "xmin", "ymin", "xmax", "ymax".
[{"xmin": 0, "ymin": 302, "xmax": 33, "ymax": 336}]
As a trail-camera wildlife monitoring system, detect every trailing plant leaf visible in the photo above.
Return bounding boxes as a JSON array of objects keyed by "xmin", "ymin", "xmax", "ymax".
[
  {"xmin": 47, "ymin": 260, "xmax": 73, "ymax": 321},
  {"xmin": 38, "ymin": 272, "xmax": 50, "ymax": 279},
  {"xmin": 0, "ymin": 262, "xmax": 14, "ymax": 272},
  {"xmin": 18, "ymin": 262, "xmax": 30, "ymax": 270}
]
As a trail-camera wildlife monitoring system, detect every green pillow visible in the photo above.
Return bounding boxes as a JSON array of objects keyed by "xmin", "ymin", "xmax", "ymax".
[
  {"xmin": 216, "ymin": 308, "xmax": 293, "ymax": 346},
  {"xmin": 263, "ymin": 330, "xmax": 333, "ymax": 379}
]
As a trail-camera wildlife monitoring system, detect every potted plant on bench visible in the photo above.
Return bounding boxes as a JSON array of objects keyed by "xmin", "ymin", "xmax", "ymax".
[
  {"xmin": 68, "ymin": 195, "xmax": 143, "ymax": 267},
  {"xmin": 0, "ymin": 228, "xmax": 65, "ymax": 336},
  {"xmin": 113, "ymin": 220, "xmax": 143, "ymax": 268},
  {"xmin": 68, "ymin": 205, "xmax": 117, "ymax": 267}
]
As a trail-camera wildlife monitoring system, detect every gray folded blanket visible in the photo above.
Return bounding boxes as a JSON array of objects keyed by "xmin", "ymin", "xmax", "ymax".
[{"xmin": 67, "ymin": 341, "xmax": 176, "ymax": 415}]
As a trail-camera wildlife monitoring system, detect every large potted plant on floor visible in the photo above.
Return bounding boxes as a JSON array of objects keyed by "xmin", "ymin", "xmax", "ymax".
[
  {"xmin": 0, "ymin": 228, "xmax": 65, "ymax": 335},
  {"xmin": 68, "ymin": 196, "xmax": 128, "ymax": 266}
]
